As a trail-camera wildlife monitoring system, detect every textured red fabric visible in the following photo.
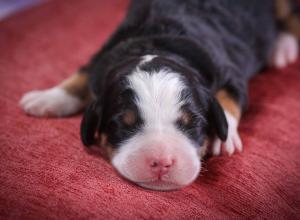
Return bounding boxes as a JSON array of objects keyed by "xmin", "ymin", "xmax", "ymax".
[{"xmin": 0, "ymin": 0, "xmax": 299, "ymax": 219}]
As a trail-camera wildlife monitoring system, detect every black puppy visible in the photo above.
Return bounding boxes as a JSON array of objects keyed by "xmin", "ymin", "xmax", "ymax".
[{"xmin": 20, "ymin": 0, "xmax": 299, "ymax": 190}]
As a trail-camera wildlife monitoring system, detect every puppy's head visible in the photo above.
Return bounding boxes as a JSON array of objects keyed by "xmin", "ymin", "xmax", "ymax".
[{"xmin": 81, "ymin": 55, "xmax": 227, "ymax": 190}]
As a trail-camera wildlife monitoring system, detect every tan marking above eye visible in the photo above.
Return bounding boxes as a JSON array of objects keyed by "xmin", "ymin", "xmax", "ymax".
[
  {"xmin": 179, "ymin": 111, "xmax": 191, "ymax": 126},
  {"xmin": 122, "ymin": 110, "xmax": 137, "ymax": 125}
]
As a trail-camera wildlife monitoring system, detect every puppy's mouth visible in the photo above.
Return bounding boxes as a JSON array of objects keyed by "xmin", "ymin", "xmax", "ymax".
[
  {"xmin": 138, "ymin": 181, "xmax": 183, "ymax": 191},
  {"xmin": 136, "ymin": 179, "xmax": 184, "ymax": 191}
]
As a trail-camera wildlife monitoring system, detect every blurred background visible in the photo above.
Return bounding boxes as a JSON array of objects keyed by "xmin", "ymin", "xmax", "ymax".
[{"xmin": 0, "ymin": 0, "xmax": 46, "ymax": 20}]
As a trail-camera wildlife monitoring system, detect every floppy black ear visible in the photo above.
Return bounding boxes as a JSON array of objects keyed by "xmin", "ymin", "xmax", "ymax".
[
  {"xmin": 80, "ymin": 101, "xmax": 102, "ymax": 146},
  {"xmin": 208, "ymin": 97, "xmax": 228, "ymax": 141}
]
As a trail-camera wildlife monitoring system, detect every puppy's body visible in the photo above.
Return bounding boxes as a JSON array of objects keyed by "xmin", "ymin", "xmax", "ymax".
[
  {"xmin": 20, "ymin": 0, "xmax": 299, "ymax": 190},
  {"xmin": 84, "ymin": 0, "xmax": 276, "ymax": 110}
]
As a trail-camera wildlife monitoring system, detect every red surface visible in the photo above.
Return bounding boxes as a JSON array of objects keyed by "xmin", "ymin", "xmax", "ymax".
[{"xmin": 0, "ymin": 0, "xmax": 300, "ymax": 219}]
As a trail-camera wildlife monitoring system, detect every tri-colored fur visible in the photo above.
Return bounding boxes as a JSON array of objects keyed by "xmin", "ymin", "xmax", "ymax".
[{"xmin": 20, "ymin": 0, "xmax": 299, "ymax": 190}]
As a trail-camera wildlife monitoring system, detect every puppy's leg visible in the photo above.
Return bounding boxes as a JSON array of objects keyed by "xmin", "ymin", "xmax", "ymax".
[
  {"xmin": 269, "ymin": 32, "xmax": 299, "ymax": 68},
  {"xmin": 271, "ymin": 0, "xmax": 300, "ymax": 68},
  {"xmin": 211, "ymin": 90, "xmax": 242, "ymax": 156},
  {"xmin": 20, "ymin": 72, "xmax": 90, "ymax": 117},
  {"xmin": 274, "ymin": 0, "xmax": 300, "ymax": 38}
]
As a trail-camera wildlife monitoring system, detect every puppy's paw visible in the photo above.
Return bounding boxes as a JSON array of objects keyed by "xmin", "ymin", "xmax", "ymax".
[
  {"xmin": 20, "ymin": 87, "xmax": 84, "ymax": 117},
  {"xmin": 211, "ymin": 111, "xmax": 242, "ymax": 156},
  {"xmin": 269, "ymin": 32, "xmax": 299, "ymax": 68}
]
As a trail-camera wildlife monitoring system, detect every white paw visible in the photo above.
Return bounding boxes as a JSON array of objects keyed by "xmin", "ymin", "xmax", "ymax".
[
  {"xmin": 212, "ymin": 111, "xmax": 242, "ymax": 156},
  {"xmin": 20, "ymin": 87, "xmax": 84, "ymax": 117},
  {"xmin": 269, "ymin": 32, "xmax": 299, "ymax": 68}
]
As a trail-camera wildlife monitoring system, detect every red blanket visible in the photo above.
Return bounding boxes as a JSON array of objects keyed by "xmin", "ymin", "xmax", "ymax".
[{"xmin": 0, "ymin": 0, "xmax": 299, "ymax": 219}]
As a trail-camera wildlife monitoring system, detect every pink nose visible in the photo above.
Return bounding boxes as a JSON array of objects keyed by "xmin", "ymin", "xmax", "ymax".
[{"xmin": 149, "ymin": 158, "xmax": 174, "ymax": 176}]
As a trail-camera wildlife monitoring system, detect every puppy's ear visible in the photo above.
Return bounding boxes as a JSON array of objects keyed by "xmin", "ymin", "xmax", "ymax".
[
  {"xmin": 80, "ymin": 101, "xmax": 102, "ymax": 146},
  {"xmin": 208, "ymin": 97, "xmax": 228, "ymax": 141}
]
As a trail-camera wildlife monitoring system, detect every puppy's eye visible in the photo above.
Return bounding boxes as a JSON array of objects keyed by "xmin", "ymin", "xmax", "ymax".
[
  {"xmin": 178, "ymin": 111, "xmax": 192, "ymax": 126},
  {"xmin": 122, "ymin": 110, "xmax": 137, "ymax": 126}
]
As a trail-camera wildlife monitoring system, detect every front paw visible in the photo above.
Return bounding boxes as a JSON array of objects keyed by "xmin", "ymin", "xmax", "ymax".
[
  {"xmin": 269, "ymin": 32, "xmax": 299, "ymax": 69},
  {"xmin": 211, "ymin": 111, "xmax": 242, "ymax": 156},
  {"xmin": 20, "ymin": 87, "xmax": 83, "ymax": 117}
]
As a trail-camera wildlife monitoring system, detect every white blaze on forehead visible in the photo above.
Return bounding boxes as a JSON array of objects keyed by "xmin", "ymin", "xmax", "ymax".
[
  {"xmin": 139, "ymin": 55, "xmax": 157, "ymax": 65},
  {"xmin": 127, "ymin": 67, "xmax": 185, "ymax": 131},
  {"xmin": 112, "ymin": 59, "xmax": 201, "ymax": 190}
]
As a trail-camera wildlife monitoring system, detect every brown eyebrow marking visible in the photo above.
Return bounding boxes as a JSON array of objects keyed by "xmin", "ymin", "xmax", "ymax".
[
  {"xmin": 179, "ymin": 110, "xmax": 192, "ymax": 126},
  {"xmin": 122, "ymin": 110, "xmax": 137, "ymax": 125}
]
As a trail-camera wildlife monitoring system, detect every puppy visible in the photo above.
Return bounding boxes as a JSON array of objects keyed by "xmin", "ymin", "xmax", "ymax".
[{"xmin": 20, "ymin": 0, "xmax": 299, "ymax": 191}]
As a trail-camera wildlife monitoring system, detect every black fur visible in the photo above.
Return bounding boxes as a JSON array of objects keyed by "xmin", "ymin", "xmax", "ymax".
[
  {"xmin": 81, "ymin": 101, "xmax": 102, "ymax": 146},
  {"xmin": 80, "ymin": 0, "xmax": 278, "ymax": 147},
  {"xmin": 102, "ymin": 88, "xmax": 144, "ymax": 147}
]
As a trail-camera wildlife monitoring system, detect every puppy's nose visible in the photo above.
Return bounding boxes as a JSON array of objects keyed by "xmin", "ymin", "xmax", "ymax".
[{"xmin": 149, "ymin": 158, "xmax": 174, "ymax": 175}]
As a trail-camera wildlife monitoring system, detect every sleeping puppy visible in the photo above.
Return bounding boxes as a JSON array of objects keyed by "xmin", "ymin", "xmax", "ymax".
[{"xmin": 20, "ymin": 0, "xmax": 299, "ymax": 190}]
